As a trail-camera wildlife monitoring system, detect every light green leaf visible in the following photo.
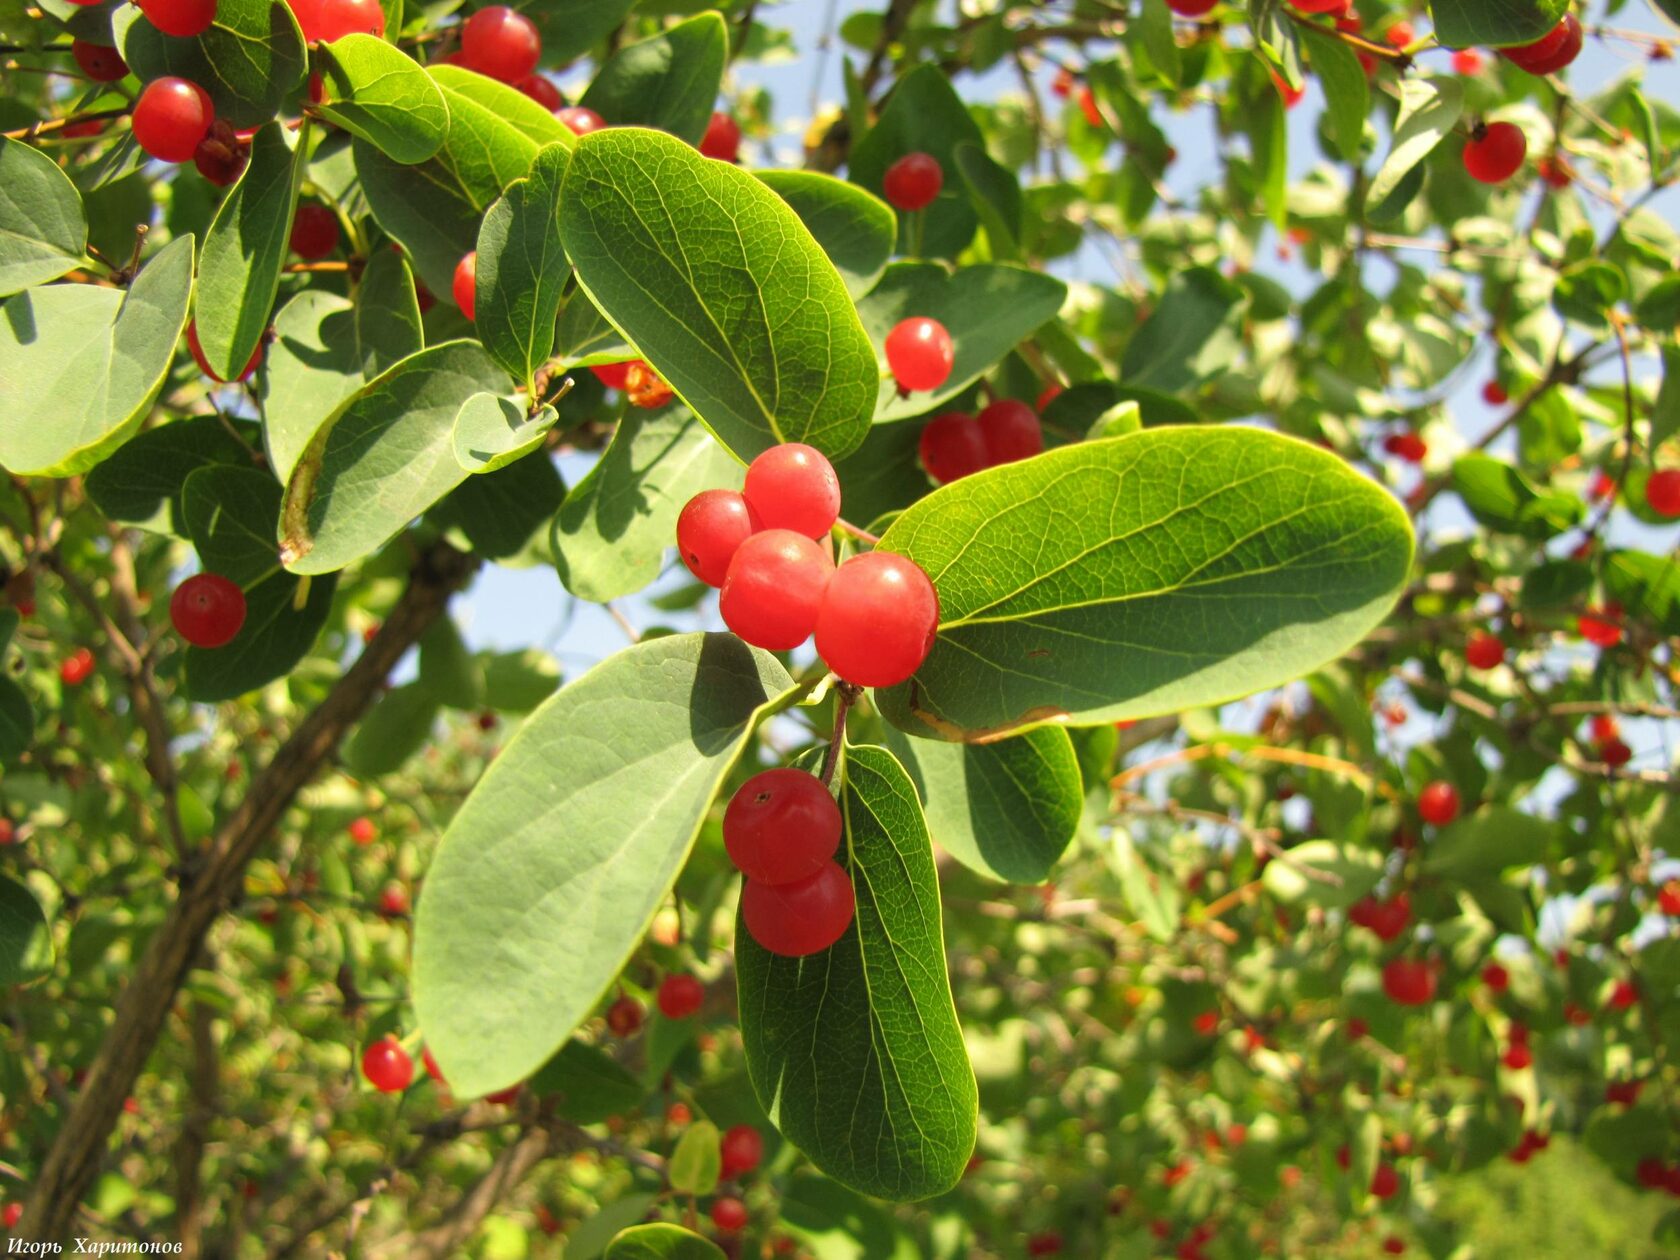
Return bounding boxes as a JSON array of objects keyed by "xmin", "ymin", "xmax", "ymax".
[
  {"xmin": 1451, "ymin": 453, "xmax": 1584, "ymax": 539},
  {"xmin": 604, "ymin": 1224, "xmax": 724, "ymax": 1260},
  {"xmin": 1262, "ymin": 840, "xmax": 1383, "ymax": 910},
  {"xmin": 0, "ymin": 233, "xmax": 194, "ymax": 478},
  {"xmin": 413, "ymin": 633, "xmax": 797, "ymax": 1098},
  {"xmin": 560, "ymin": 127, "xmax": 877, "ymax": 461},
  {"xmin": 0, "ymin": 136, "xmax": 87, "ymax": 296},
  {"xmin": 1299, "ymin": 24, "xmax": 1368, "ymax": 160},
  {"xmin": 197, "ymin": 122, "xmax": 305, "ymax": 382},
  {"xmin": 1246, "ymin": 80, "xmax": 1288, "ymax": 230},
  {"xmin": 1552, "ymin": 260, "xmax": 1626, "ymax": 330},
  {"xmin": 1423, "ymin": 806, "xmax": 1552, "ymax": 879},
  {"xmin": 1368, "ymin": 77, "xmax": 1463, "ymax": 210},
  {"xmin": 0, "ymin": 874, "xmax": 51, "ymax": 985},
  {"xmin": 1111, "ymin": 833, "xmax": 1179, "ymax": 942},
  {"xmin": 1138, "ymin": 0, "xmax": 1182, "ymax": 85},
  {"xmin": 452, "ymin": 393, "xmax": 558, "ymax": 474},
  {"xmin": 578, "ymin": 12, "xmax": 728, "ymax": 146},
  {"xmin": 479, "ymin": 647, "xmax": 562, "ymax": 713},
  {"xmin": 1121, "ymin": 265, "xmax": 1247, "ymax": 394},
  {"xmin": 552, "ymin": 406, "xmax": 739, "ymax": 603},
  {"xmin": 0, "ymin": 677, "xmax": 33, "ymax": 765},
  {"xmin": 884, "ymin": 726, "xmax": 1081, "ymax": 884},
  {"xmin": 738, "ymin": 744, "xmax": 976, "ymax": 1203},
  {"xmin": 1429, "ymin": 0, "xmax": 1571, "ymax": 48},
  {"xmin": 755, "ymin": 169, "xmax": 896, "ymax": 300},
  {"xmin": 1604, "ymin": 550, "xmax": 1680, "ymax": 637},
  {"xmin": 343, "ymin": 681, "xmax": 439, "ymax": 777},
  {"xmin": 418, "ymin": 616, "xmax": 483, "ymax": 710},
  {"xmin": 427, "ymin": 64, "xmax": 572, "ymax": 147},
  {"xmin": 259, "ymin": 291, "xmax": 358, "ymax": 483},
  {"xmin": 875, "ymin": 428, "xmax": 1414, "ymax": 741},
  {"xmin": 116, "ymin": 0, "xmax": 307, "ymax": 129},
  {"xmin": 316, "ymin": 33, "xmax": 448, "ymax": 164},
  {"xmin": 668, "ymin": 1120, "xmax": 722, "ymax": 1196},
  {"xmin": 476, "ymin": 142, "xmax": 570, "ymax": 390}
]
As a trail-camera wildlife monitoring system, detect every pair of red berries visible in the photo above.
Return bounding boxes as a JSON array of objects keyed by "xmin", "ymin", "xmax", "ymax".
[
  {"xmin": 1383, "ymin": 430, "xmax": 1427, "ymax": 463},
  {"xmin": 288, "ymin": 0, "xmax": 385, "ymax": 44},
  {"xmin": 60, "ymin": 647, "xmax": 96, "ymax": 686},
  {"xmin": 1349, "ymin": 892, "xmax": 1410, "ymax": 942},
  {"xmin": 170, "ymin": 573, "xmax": 247, "ymax": 648},
  {"xmin": 678, "ymin": 443, "xmax": 940, "ymax": 689},
  {"xmin": 919, "ymin": 399, "xmax": 1044, "ymax": 485},
  {"xmin": 885, "ymin": 317, "xmax": 955, "ymax": 394},
  {"xmin": 725, "ymin": 768, "xmax": 855, "ymax": 957},
  {"xmin": 1499, "ymin": 14, "xmax": 1584, "ymax": 76},
  {"xmin": 1463, "ymin": 121, "xmax": 1528, "ymax": 184},
  {"xmin": 882, "ymin": 151, "xmax": 942, "ymax": 211}
]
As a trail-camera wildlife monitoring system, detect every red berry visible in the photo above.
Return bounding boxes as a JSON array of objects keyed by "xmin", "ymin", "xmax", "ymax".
[
  {"xmin": 379, "ymin": 884, "xmax": 409, "ymax": 916},
  {"xmin": 1636, "ymin": 1157, "xmax": 1668, "ymax": 1188},
  {"xmin": 557, "ymin": 105, "xmax": 606, "ymax": 136},
  {"xmin": 1481, "ymin": 962, "xmax": 1509, "ymax": 991},
  {"xmin": 1384, "ymin": 430, "xmax": 1427, "ymax": 462},
  {"xmin": 0, "ymin": 820, "xmax": 14, "ymax": 845},
  {"xmin": 485, "ymin": 1083, "xmax": 521, "ymax": 1105},
  {"xmin": 1608, "ymin": 979, "xmax": 1638, "ymax": 1009},
  {"xmin": 1503, "ymin": 14, "xmax": 1583, "ymax": 75},
  {"xmin": 885, "ymin": 317, "xmax": 954, "ymax": 393},
  {"xmin": 1417, "ymin": 780, "xmax": 1460, "ymax": 826},
  {"xmin": 1382, "ymin": 1237, "xmax": 1405, "ymax": 1255},
  {"xmin": 742, "ymin": 860, "xmax": 855, "ymax": 956},
  {"xmin": 1346, "ymin": 1016, "xmax": 1368, "ymax": 1038},
  {"xmin": 187, "ymin": 319, "xmax": 263, "ymax": 383},
  {"xmin": 1599, "ymin": 737, "xmax": 1632, "ymax": 768},
  {"xmin": 724, "ymin": 768, "xmax": 842, "ymax": 886},
  {"xmin": 1286, "ymin": 0, "xmax": 1347, "ymax": 11},
  {"xmin": 1658, "ymin": 880, "xmax": 1680, "ymax": 916},
  {"xmin": 719, "ymin": 530, "xmax": 834, "ymax": 651},
  {"xmin": 461, "ymin": 5, "xmax": 541, "ymax": 83},
  {"xmin": 1605, "ymin": 1079, "xmax": 1642, "ymax": 1106},
  {"xmin": 720, "ymin": 1124, "xmax": 763, "ymax": 1177},
  {"xmin": 72, "ymin": 39, "xmax": 128, "ymax": 82},
  {"xmin": 132, "ymin": 76, "xmax": 215, "ymax": 163},
  {"xmin": 676, "ymin": 489, "xmax": 760, "ymax": 587},
  {"xmin": 1453, "ymin": 48, "xmax": 1485, "ymax": 74},
  {"xmin": 361, "ymin": 1036, "xmax": 413, "ymax": 1093},
  {"xmin": 657, "ymin": 972, "xmax": 704, "ymax": 1019},
  {"xmin": 1536, "ymin": 155, "xmax": 1572, "ymax": 189},
  {"xmin": 1077, "ymin": 84, "xmax": 1104, "ymax": 127},
  {"xmin": 1383, "ymin": 958, "xmax": 1436, "ymax": 1006},
  {"xmin": 624, "ymin": 361, "xmax": 672, "ymax": 409},
  {"xmin": 976, "ymin": 399, "xmax": 1044, "ymax": 466},
  {"xmin": 1026, "ymin": 1233, "xmax": 1064, "ymax": 1257},
  {"xmin": 1369, "ymin": 1161, "xmax": 1400, "ymax": 1199},
  {"xmin": 60, "ymin": 646, "xmax": 94, "ymax": 686},
  {"xmin": 1192, "ymin": 1009, "xmax": 1219, "ymax": 1036},
  {"xmin": 193, "ymin": 121, "xmax": 246, "ymax": 185},
  {"xmin": 919, "ymin": 412, "xmax": 988, "ymax": 485},
  {"xmin": 667, "ymin": 1101, "xmax": 692, "ymax": 1126},
  {"xmin": 286, "ymin": 0, "xmax": 323, "ymax": 41},
  {"xmin": 742, "ymin": 443, "xmax": 841, "ymax": 538},
  {"xmin": 1167, "ymin": 0, "xmax": 1218, "ymax": 14},
  {"xmin": 170, "ymin": 573, "xmax": 246, "ymax": 648},
  {"xmin": 453, "ymin": 251, "xmax": 477, "ymax": 321},
  {"xmin": 1051, "ymin": 68, "xmax": 1073, "ymax": 98},
  {"xmin": 606, "ymin": 995, "xmax": 644, "ymax": 1036},
  {"xmin": 882, "ymin": 151, "xmax": 943, "ymax": 211},
  {"xmin": 1577, "ymin": 604, "xmax": 1623, "ymax": 648},
  {"xmin": 1464, "ymin": 122, "xmax": 1527, "ymax": 184},
  {"xmin": 1590, "ymin": 713, "xmax": 1620, "ymax": 742},
  {"xmin": 517, "ymin": 74, "xmax": 562, "ymax": 111},
  {"xmin": 137, "ymin": 0, "xmax": 217, "ymax": 38},
  {"xmin": 313, "ymin": 0, "xmax": 384, "ymax": 42},
  {"xmin": 1386, "ymin": 20, "xmax": 1414, "ymax": 47},
  {"xmin": 1482, "ymin": 380, "xmax": 1509, "ymax": 405},
  {"xmin": 289, "ymin": 204, "xmax": 339, "ymax": 259},
  {"xmin": 1465, "ymin": 631, "xmax": 1505, "ymax": 669},
  {"xmin": 348, "ymin": 816, "xmax": 376, "ymax": 844},
  {"xmin": 1362, "ymin": 893, "xmax": 1411, "ymax": 942},
  {"xmin": 421, "ymin": 1046, "xmax": 446, "ymax": 1082},
  {"xmin": 710, "ymin": 1196, "xmax": 748, "ymax": 1233},
  {"xmin": 1269, "ymin": 69, "xmax": 1305, "ymax": 109},
  {"xmin": 814, "ymin": 551, "xmax": 939, "ymax": 688},
  {"xmin": 699, "ymin": 112, "xmax": 741, "ymax": 161},
  {"xmin": 1645, "ymin": 469, "xmax": 1680, "ymax": 517},
  {"xmin": 2, "ymin": 1203, "xmax": 19, "ymax": 1229},
  {"xmin": 590, "ymin": 360, "xmax": 634, "ymax": 391}
]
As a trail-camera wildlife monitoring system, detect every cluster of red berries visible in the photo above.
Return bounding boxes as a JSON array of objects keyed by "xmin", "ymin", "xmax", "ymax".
[
  {"xmin": 918, "ymin": 398, "xmax": 1044, "ymax": 485},
  {"xmin": 723, "ymin": 767, "xmax": 855, "ymax": 957},
  {"xmin": 169, "ymin": 573, "xmax": 247, "ymax": 648},
  {"xmin": 587, "ymin": 358, "xmax": 675, "ymax": 409},
  {"xmin": 1585, "ymin": 713, "xmax": 1632, "ymax": 769},
  {"xmin": 676, "ymin": 442, "xmax": 940, "ymax": 688},
  {"xmin": 1501, "ymin": 1020, "xmax": 1533, "ymax": 1070},
  {"xmin": 1636, "ymin": 1156, "xmax": 1680, "ymax": 1196},
  {"xmin": 1577, "ymin": 601, "xmax": 1624, "ymax": 648},
  {"xmin": 1507, "ymin": 1128, "xmax": 1551, "ymax": 1164},
  {"xmin": 1498, "ymin": 14, "xmax": 1585, "ymax": 77},
  {"xmin": 60, "ymin": 646, "xmax": 96, "ymax": 687},
  {"xmin": 1348, "ymin": 891, "xmax": 1409, "ymax": 941}
]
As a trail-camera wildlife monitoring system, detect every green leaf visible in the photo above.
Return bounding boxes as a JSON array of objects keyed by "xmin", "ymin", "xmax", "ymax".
[
  {"xmin": 413, "ymin": 633, "xmax": 797, "ymax": 1098},
  {"xmin": 1111, "ymin": 833, "xmax": 1179, "ymax": 942},
  {"xmin": 316, "ymin": 33, "xmax": 448, "ymax": 164},
  {"xmin": 0, "ymin": 233, "xmax": 194, "ymax": 478},
  {"xmin": 418, "ymin": 617, "xmax": 483, "ymax": 710},
  {"xmin": 0, "ymin": 136, "xmax": 87, "ymax": 296},
  {"xmin": 1451, "ymin": 453, "xmax": 1584, "ymax": 539},
  {"xmin": 452, "ymin": 393, "xmax": 558, "ymax": 474},
  {"xmin": 278, "ymin": 341, "xmax": 509, "ymax": 575},
  {"xmin": 343, "ymin": 681, "xmax": 439, "ymax": 777},
  {"xmin": 431, "ymin": 448, "xmax": 564, "ymax": 560},
  {"xmin": 529, "ymin": 1039, "xmax": 645, "ymax": 1123},
  {"xmin": 527, "ymin": 0, "xmax": 636, "ymax": 65},
  {"xmin": 552, "ymin": 406, "xmax": 739, "ymax": 603},
  {"xmin": 354, "ymin": 247, "xmax": 424, "ymax": 380},
  {"xmin": 116, "ymin": 0, "xmax": 307, "ymax": 129},
  {"xmin": 755, "ymin": 169, "xmax": 896, "ymax": 300},
  {"xmin": 196, "ymin": 122, "xmax": 305, "ymax": 382},
  {"xmin": 0, "ymin": 873, "xmax": 51, "ymax": 985},
  {"xmin": 1298, "ymin": 24, "xmax": 1368, "ymax": 160},
  {"xmin": 1552, "ymin": 260, "xmax": 1626, "ymax": 330},
  {"xmin": 0, "ymin": 677, "xmax": 33, "ymax": 765},
  {"xmin": 875, "ymin": 429, "xmax": 1414, "ymax": 741},
  {"xmin": 668, "ymin": 1120, "xmax": 722, "ymax": 1196},
  {"xmin": 859, "ymin": 262, "xmax": 1067, "ymax": 423},
  {"xmin": 1246, "ymin": 80, "xmax": 1288, "ymax": 230},
  {"xmin": 1368, "ymin": 78, "xmax": 1462, "ymax": 210},
  {"xmin": 738, "ymin": 744, "xmax": 977, "ymax": 1203},
  {"xmin": 1423, "ymin": 806, "xmax": 1551, "ymax": 879},
  {"xmin": 1428, "ymin": 0, "xmax": 1571, "ymax": 48},
  {"xmin": 953, "ymin": 141, "xmax": 1023, "ymax": 262},
  {"xmin": 1138, "ymin": 0, "xmax": 1182, "ymax": 86},
  {"xmin": 847, "ymin": 64, "xmax": 984, "ymax": 259},
  {"xmin": 480, "ymin": 647, "xmax": 561, "ymax": 713},
  {"xmin": 1121, "ymin": 266, "xmax": 1248, "ymax": 394},
  {"xmin": 475, "ymin": 142, "xmax": 570, "ymax": 390},
  {"xmin": 560, "ymin": 127, "xmax": 877, "ymax": 461},
  {"xmin": 1604, "ymin": 549, "xmax": 1680, "ymax": 636},
  {"xmin": 84, "ymin": 417, "xmax": 256, "ymax": 530},
  {"xmin": 260, "ymin": 292, "xmax": 357, "ymax": 483},
  {"xmin": 604, "ymin": 1224, "xmax": 724, "ymax": 1260},
  {"xmin": 578, "ymin": 12, "xmax": 728, "ymax": 146},
  {"xmin": 1261, "ymin": 840, "xmax": 1383, "ymax": 910},
  {"xmin": 180, "ymin": 465, "xmax": 336, "ymax": 701},
  {"xmin": 883, "ymin": 726, "xmax": 1081, "ymax": 884},
  {"xmin": 427, "ymin": 65, "xmax": 572, "ymax": 148}
]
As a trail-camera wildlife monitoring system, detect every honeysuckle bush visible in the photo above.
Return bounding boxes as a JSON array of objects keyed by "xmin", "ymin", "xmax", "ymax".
[{"xmin": 0, "ymin": 0, "xmax": 1678, "ymax": 1254}]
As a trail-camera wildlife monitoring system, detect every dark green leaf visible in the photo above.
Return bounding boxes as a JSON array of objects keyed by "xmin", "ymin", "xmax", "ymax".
[
  {"xmin": 316, "ymin": 33, "xmax": 448, "ymax": 164},
  {"xmin": 354, "ymin": 247, "xmax": 424, "ymax": 380},
  {"xmin": 418, "ymin": 617, "xmax": 483, "ymax": 710},
  {"xmin": 1552, "ymin": 260, "xmax": 1626, "ymax": 329},
  {"xmin": 0, "ymin": 873, "xmax": 51, "ymax": 985},
  {"xmin": 953, "ymin": 141, "xmax": 1023, "ymax": 261},
  {"xmin": 1423, "ymin": 807, "xmax": 1551, "ymax": 879},
  {"xmin": 1429, "ymin": 0, "xmax": 1571, "ymax": 48},
  {"xmin": 479, "ymin": 648, "xmax": 561, "ymax": 713},
  {"xmin": 578, "ymin": 12, "xmax": 728, "ymax": 146},
  {"xmin": 431, "ymin": 448, "xmax": 564, "ymax": 560},
  {"xmin": 0, "ymin": 677, "xmax": 33, "ymax": 765},
  {"xmin": 530, "ymin": 1039, "xmax": 646, "ymax": 1123},
  {"xmin": 0, "ymin": 136, "xmax": 86, "ymax": 296},
  {"xmin": 475, "ymin": 142, "xmax": 570, "ymax": 390},
  {"xmin": 85, "ymin": 417, "xmax": 256, "ymax": 530},
  {"xmin": 1299, "ymin": 24, "xmax": 1368, "ymax": 160},
  {"xmin": 1138, "ymin": 0, "xmax": 1181, "ymax": 86},
  {"xmin": 343, "ymin": 682, "xmax": 439, "ymax": 777},
  {"xmin": 1604, "ymin": 549, "xmax": 1680, "ymax": 636},
  {"xmin": 527, "ymin": 0, "xmax": 636, "ymax": 65},
  {"xmin": 1121, "ymin": 266, "xmax": 1247, "ymax": 394},
  {"xmin": 755, "ymin": 169, "xmax": 896, "ymax": 300},
  {"xmin": 116, "ymin": 0, "xmax": 306, "ymax": 129}
]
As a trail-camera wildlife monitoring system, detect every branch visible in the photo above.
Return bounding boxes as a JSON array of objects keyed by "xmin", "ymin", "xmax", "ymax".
[
  {"xmin": 173, "ymin": 1001, "xmax": 217, "ymax": 1259},
  {"xmin": 397, "ymin": 1124, "xmax": 558, "ymax": 1259}
]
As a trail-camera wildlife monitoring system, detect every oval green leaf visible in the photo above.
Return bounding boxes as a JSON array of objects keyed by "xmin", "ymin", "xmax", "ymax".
[
  {"xmin": 0, "ymin": 873, "xmax": 52, "ymax": 985},
  {"xmin": 1368, "ymin": 77, "xmax": 1462, "ymax": 211},
  {"xmin": 452, "ymin": 392, "xmax": 558, "ymax": 474},
  {"xmin": 475, "ymin": 142, "xmax": 570, "ymax": 390},
  {"xmin": 577, "ymin": 12, "xmax": 728, "ymax": 146},
  {"xmin": 316, "ymin": 33, "xmax": 448, "ymax": 164},
  {"xmin": 755, "ymin": 169, "xmax": 895, "ymax": 300},
  {"xmin": 668, "ymin": 1120, "xmax": 722, "ymax": 1196},
  {"xmin": 604, "ymin": 1224, "xmax": 724, "ymax": 1260},
  {"xmin": 1261, "ymin": 840, "xmax": 1384, "ymax": 910},
  {"xmin": 0, "ymin": 137, "xmax": 87, "ymax": 297}
]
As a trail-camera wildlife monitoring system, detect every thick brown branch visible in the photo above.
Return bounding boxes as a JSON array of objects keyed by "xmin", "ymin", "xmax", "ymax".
[{"xmin": 174, "ymin": 1001, "xmax": 217, "ymax": 1259}]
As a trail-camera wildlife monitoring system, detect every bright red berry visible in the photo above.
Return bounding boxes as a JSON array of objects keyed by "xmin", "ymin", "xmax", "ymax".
[
  {"xmin": 516, "ymin": 73, "xmax": 562, "ymax": 110},
  {"xmin": 453, "ymin": 251, "xmax": 477, "ymax": 321},
  {"xmin": 1577, "ymin": 604, "xmax": 1623, "ymax": 647},
  {"xmin": 606, "ymin": 995, "xmax": 644, "ymax": 1036},
  {"xmin": 1482, "ymin": 380, "xmax": 1509, "ymax": 405},
  {"xmin": 720, "ymin": 1124, "xmax": 764, "ymax": 1177},
  {"xmin": 361, "ymin": 1036, "xmax": 413, "ymax": 1093},
  {"xmin": 1385, "ymin": 20, "xmax": 1414, "ymax": 47},
  {"xmin": 1417, "ymin": 780, "xmax": 1460, "ymax": 826},
  {"xmin": 920, "ymin": 412, "xmax": 988, "ymax": 485},
  {"xmin": 1370, "ymin": 1162, "xmax": 1400, "ymax": 1199},
  {"xmin": 0, "ymin": 820, "xmax": 14, "ymax": 845},
  {"xmin": 1464, "ymin": 121, "xmax": 1527, "ymax": 184},
  {"xmin": 2, "ymin": 1202, "xmax": 19, "ymax": 1229},
  {"xmin": 742, "ymin": 443, "xmax": 841, "ymax": 539},
  {"xmin": 1481, "ymin": 962, "xmax": 1509, "ymax": 991},
  {"xmin": 1286, "ymin": 0, "xmax": 1347, "ymax": 12},
  {"xmin": 348, "ymin": 816, "xmax": 376, "ymax": 844},
  {"xmin": 1608, "ymin": 979, "xmax": 1639, "ymax": 1009},
  {"xmin": 61, "ymin": 646, "xmax": 95, "ymax": 685},
  {"xmin": 1452, "ymin": 48, "xmax": 1485, "ymax": 75},
  {"xmin": 169, "ymin": 573, "xmax": 246, "ymax": 648},
  {"xmin": 461, "ymin": 5, "xmax": 541, "ymax": 83},
  {"xmin": 132, "ymin": 76, "xmax": 215, "ymax": 163},
  {"xmin": 1465, "ymin": 631, "xmax": 1505, "ymax": 669},
  {"xmin": 1645, "ymin": 469, "xmax": 1680, "ymax": 517},
  {"xmin": 976, "ymin": 399, "xmax": 1044, "ymax": 466},
  {"xmin": 379, "ymin": 884, "xmax": 409, "ymax": 916},
  {"xmin": 312, "ymin": 0, "xmax": 383, "ymax": 41},
  {"xmin": 421, "ymin": 1046, "xmax": 446, "ymax": 1082},
  {"xmin": 1192, "ymin": 1009, "xmax": 1219, "ymax": 1036},
  {"xmin": 719, "ymin": 529, "xmax": 834, "ymax": 651},
  {"xmin": 1384, "ymin": 430, "xmax": 1427, "ymax": 463},
  {"xmin": 882, "ymin": 151, "xmax": 943, "ymax": 211},
  {"xmin": 710, "ymin": 1196, "xmax": 748, "ymax": 1233},
  {"xmin": 1502, "ymin": 14, "xmax": 1583, "ymax": 75},
  {"xmin": 676, "ymin": 489, "xmax": 760, "ymax": 587},
  {"xmin": 657, "ymin": 972, "xmax": 705, "ymax": 1019},
  {"xmin": 699, "ymin": 111, "xmax": 741, "ymax": 161},
  {"xmin": 289, "ymin": 204, "xmax": 339, "ymax": 259},
  {"xmin": 557, "ymin": 105, "xmax": 606, "ymax": 136},
  {"xmin": 623, "ymin": 361, "xmax": 672, "ymax": 409},
  {"xmin": 667, "ymin": 1101, "xmax": 692, "ymax": 1126},
  {"xmin": 137, "ymin": 0, "xmax": 217, "ymax": 38},
  {"xmin": 724, "ymin": 769, "xmax": 842, "ymax": 886},
  {"xmin": 1599, "ymin": 737, "xmax": 1632, "ymax": 768},
  {"xmin": 1362, "ymin": 893, "xmax": 1411, "ymax": 942},
  {"xmin": 1658, "ymin": 880, "xmax": 1680, "ymax": 916},
  {"xmin": 590, "ymin": 360, "xmax": 634, "ymax": 391},
  {"xmin": 1167, "ymin": 0, "xmax": 1218, "ymax": 14},
  {"xmin": 1077, "ymin": 84, "xmax": 1104, "ymax": 126},
  {"xmin": 1269, "ymin": 69, "xmax": 1305, "ymax": 109},
  {"xmin": 187, "ymin": 320, "xmax": 263, "ymax": 383},
  {"xmin": 742, "ymin": 860, "xmax": 855, "ymax": 956},
  {"xmin": 72, "ymin": 39, "xmax": 128, "ymax": 82},
  {"xmin": 1382, "ymin": 957, "xmax": 1437, "ymax": 1006},
  {"xmin": 814, "ymin": 551, "xmax": 939, "ymax": 688},
  {"xmin": 885, "ymin": 317, "xmax": 954, "ymax": 393}
]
